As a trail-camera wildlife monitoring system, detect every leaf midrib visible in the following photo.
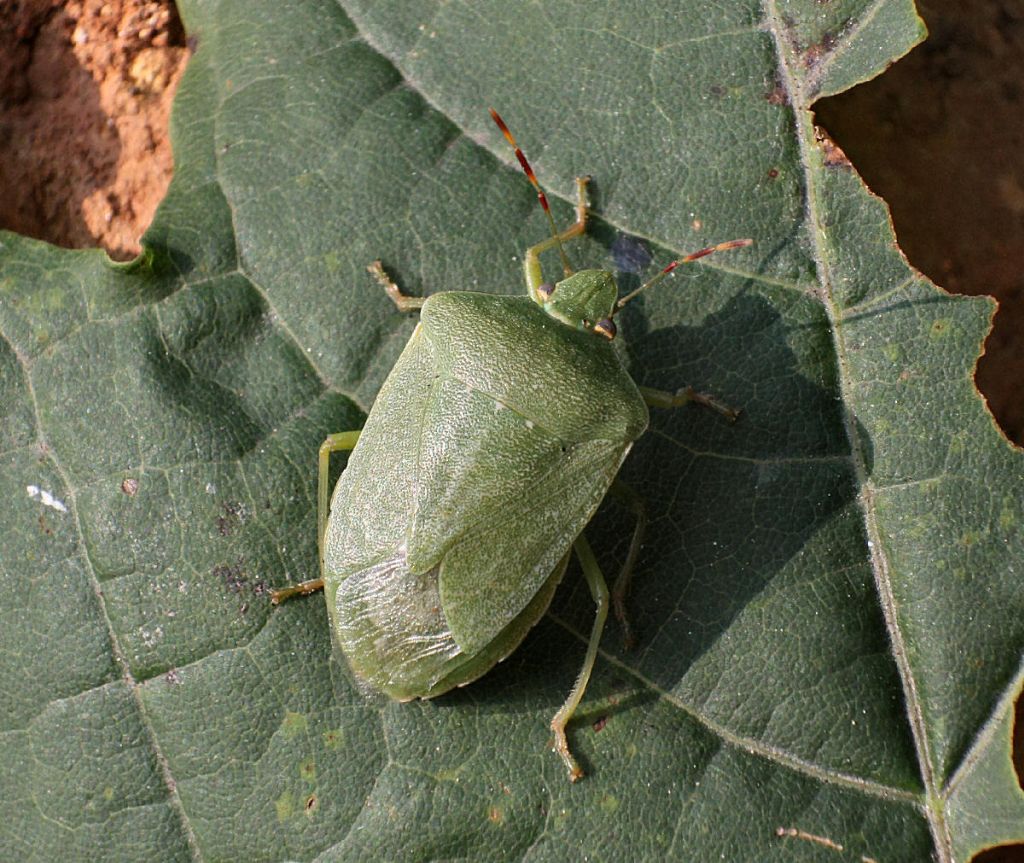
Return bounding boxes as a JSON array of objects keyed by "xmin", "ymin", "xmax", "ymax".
[{"xmin": 762, "ymin": 0, "xmax": 945, "ymax": 858}]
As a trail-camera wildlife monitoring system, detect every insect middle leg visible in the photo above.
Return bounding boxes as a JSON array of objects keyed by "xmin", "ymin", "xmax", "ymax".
[
  {"xmin": 270, "ymin": 430, "xmax": 361, "ymax": 605},
  {"xmin": 367, "ymin": 260, "xmax": 425, "ymax": 312},
  {"xmin": 639, "ymin": 385, "xmax": 740, "ymax": 422},
  {"xmin": 523, "ymin": 176, "xmax": 590, "ymax": 302},
  {"xmin": 551, "ymin": 533, "xmax": 609, "ymax": 782}
]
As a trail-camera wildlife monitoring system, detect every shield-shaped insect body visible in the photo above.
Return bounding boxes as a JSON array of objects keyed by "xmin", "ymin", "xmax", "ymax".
[
  {"xmin": 325, "ymin": 289, "xmax": 647, "ymax": 697},
  {"xmin": 272, "ymin": 110, "xmax": 751, "ymax": 781}
]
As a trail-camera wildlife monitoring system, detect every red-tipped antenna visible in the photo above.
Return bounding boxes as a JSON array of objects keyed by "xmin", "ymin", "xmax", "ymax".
[
  {"xmin": 490, "ymin": 108, "xmax": 573, "ymax": 277},
  {"xmin": 613, "ymin": 238, "xmax": 753, "ymax": 313}
]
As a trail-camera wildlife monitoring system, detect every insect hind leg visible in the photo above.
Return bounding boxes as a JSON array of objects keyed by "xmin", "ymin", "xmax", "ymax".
[{"xmin": 550, "ymin": 532, "xmax": 609, "ymax": 782}]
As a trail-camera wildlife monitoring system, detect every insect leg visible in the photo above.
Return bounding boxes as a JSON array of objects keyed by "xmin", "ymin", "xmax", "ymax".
[
  {"xmin": 270, "ymin": 430, "xmax": 361, "ymax": 605},
  {"xmin": 270, "ymin": 577, "xmax": 326, "ymax": 605},
  {"xmin": 551, "ymin": 533, "xmax": 609, "ymax": 782},
  {"xmin": 367, "ymin": 260, "xmax": 425, "ymax": 312},
  {"xmin": 317, "ymin": 431, "xmax": 362, "ymax": 573},
  {"xmin": 639, "ymin": 385, "xmax": 740, "ymax": 422},
  {"xmin": 523, "ymin": 176, "xmax": 590, "ymax": 303},
  {"xmin": 606, "ymin": 480, "xmax": 647, "ymax": 650}
]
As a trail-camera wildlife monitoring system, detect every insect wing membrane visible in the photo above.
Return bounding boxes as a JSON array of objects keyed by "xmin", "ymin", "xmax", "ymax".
[{"xmin": 333, "ymin": 555, "xmax": 460, "ymax": 699}]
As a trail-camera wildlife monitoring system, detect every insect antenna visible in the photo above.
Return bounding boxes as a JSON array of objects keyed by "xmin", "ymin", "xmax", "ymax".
[
  {"xmin": 490, "ymin": 108, "xmax": 574, "ymax": 277},
  {"xmin": 613, "ymin": 238, "xmax": 753, "ymax": 314}
]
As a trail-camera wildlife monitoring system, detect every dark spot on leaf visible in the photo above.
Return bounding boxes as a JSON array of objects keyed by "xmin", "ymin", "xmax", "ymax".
[
  {"xmin": 38, "ymin": 515, "xmax": 52, "ymax": 536},
  {"xmin": 803, "ymin": 32, "xmax": 836, "ymax": 69},
  {"xmin": 214, "ymin": 561, "xmax": 247, "ymax": 592},
  {"xmin": 213, "ymin": 559, "xmax": 267, "ymax": 599},
  {"xmin": 767, "ymin": 168, "xmax": 780, "ymax": 179},
  {"xmin": 814, "ymin": 126, "xmax": 852, "ymax": 168},
  {"xmin": 305, "ymin": 794, "xmax": 317, "ymax": 814},
  {"xmin": 593, "ymin": 715, "xmax": 608, "ymax": 732},
  {"xmin": 217, "ymin": 501, "xmax": 246, "ymax": 536},
  {"xmin": 121, "ymin": 477, "xmax": 139, "ymax": 496},
  {"xmin": 709, "ymin": 84, "xmax": 726, "ymax": 98},
  {"xmin": 165, "ymin": 669, "xmax": 182, "ymax": 685},
  {"xmin": 611, "ymin": 234, "xmax": 652, "ymax": 274}
]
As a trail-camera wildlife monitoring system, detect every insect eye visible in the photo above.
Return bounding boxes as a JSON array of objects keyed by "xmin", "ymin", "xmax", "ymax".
[
  {"xmin": 537, "ymin": 282, "xmax": 556, "ymax": 300},
  {"xmin": 593, "ymin": 318, "xmax": 617, "ymax": 340}
]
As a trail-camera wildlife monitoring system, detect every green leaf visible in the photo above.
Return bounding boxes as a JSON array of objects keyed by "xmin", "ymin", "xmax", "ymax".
[{"xmin": 1, "ymin": 1, "xmax": 1021, "ymax": 860}]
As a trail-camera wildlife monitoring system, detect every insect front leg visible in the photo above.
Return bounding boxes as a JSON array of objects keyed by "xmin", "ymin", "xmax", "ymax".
[
  {"xmin": 367, "ymin": 260, "xmax": 425, "ymax": 312},
  {"xmin": 270, "ymin": 430, "xmax": 361, "ymax": 605},
  {"xmin": 551, "ymin": 533, "xmax": 609, "ymax": 783},
  {"xmin": 523, "ymin": 176, "xmax": 590, "ymax": 302},
  {"xmin": 639, "ymin": 385, "xmax": 740, "ymax": 422}
]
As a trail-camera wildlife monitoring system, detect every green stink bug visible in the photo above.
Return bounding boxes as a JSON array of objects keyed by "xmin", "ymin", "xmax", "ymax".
[{"xmin": 272, "ymin": 110, "xmax": 751, "ymax": 781}]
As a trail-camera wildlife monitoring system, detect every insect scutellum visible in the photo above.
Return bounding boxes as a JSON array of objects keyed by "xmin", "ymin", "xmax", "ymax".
[{"xmin": 489, "ymin": 109, "xmax": 753, "ymax": 342}]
